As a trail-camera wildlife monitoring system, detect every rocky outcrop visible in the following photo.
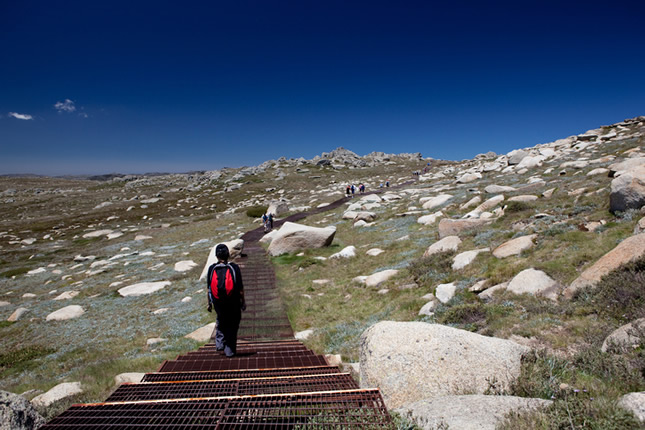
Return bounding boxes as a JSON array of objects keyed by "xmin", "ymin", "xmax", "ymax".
[
  {"xmin": 438, "ymin": 218, "xmax": 490, "ymax": 238},
  {"xmin": 619, "ymin": 392, "xmax": 645, "ymax": 422},
  {"xmin": 564, "ymin": 233, "xmax": 645, "ymax": 298},
  {"xmin": 329, "ymin": 246, "xmax": 356, "ymax": 259},
  {"xmin": 423, "ymin": 236, "xmax": 461, "ymax": 257},
  {"xmin": 266, "ymin": 200, "xmax": 289, "ymax": 216},
  {"xmin": 31, "ymin": 382, "xmax": 83, "ymax": 408},
  {"xmin": 610, "ymin": 165, "xmax": 645, "ymax": 213},
  {"xmin": 174, "ymin": 260, "xmax": 198, "ymax": 272},
  {"xmin": 267, "ymin": 222, "xmax": 336, "ymax": 256},
  {"xmin": 397, "ymin": 395, "xmax": 551, "ymax": 430},
  {"xmin": 365, "ymin": 270, "xmax": 398, "ymax": 287},
  {"xmin": 360, "ymin": 321, "xmax": 529, "ymax": 408},
  {"xmin": 493, "ymin": 234, "xmax": 537, "ymax": 258},
  {"xmin": 452, "ymin": 248, "xmax": 489, "ymax": 270},
  {"xmin": 602, "ymin": 318, "xmax": 645, "ymax": 353},
  {"xmin": 46, "ymin": 305, "xmax": 85, "ymax": 321},
  {"xmin": 507, "ymin": 269, "xmax": 558, "ymax": 300},
  {"xmin": 185, "ymin": 322, "xmax": 216, "ymax": 342},
  {"xmin": 118, "ymin": 281, "xmax": 171, "ymax": 297},
  {"xmin": 0, "ymin": 390, "xmax": 45, "ymax": 430}
]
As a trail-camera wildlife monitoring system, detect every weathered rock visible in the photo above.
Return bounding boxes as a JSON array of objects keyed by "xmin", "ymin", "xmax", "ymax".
[
  {"xmin": 508, "ymin": 195, "xmax": 538, "ymax": 202},
  {"xmin": 342, "ymin": 210, "xmax": 358, "ymax": 220},
  {"xmin": 295, "ymin": 329, "xmax": 314, "ymax": 340},
  {"xmin": 610, "ymin": 165, "xmax": 645, "ymax": 213},
  {"xmin": 185, "ymin": 322, "xmax": 216, "ymax": 342},
  {"xmin": 267, "ymin": 222, "xmax": 336, "ymax": 256},
  {"xmin": 507, "ymin": 149, "xmax": 529, "ymax": 165},
  {"xmin": 259, "ymin": 230, "xmax": 279, "ymax": 244},
  {"xmin": 31, "ymin": 382, "xmax": 83, "ymax": 408},
  {"xmin": 82, "ymin": 229, "xmax": 113, "ymax": 239},
  {"xmin": 465, "ymin": 195, "xmax": 504, "ymax": 218},
  {"xmin": 118, "ymin": 281, "xmax": 171, "ymax": 297},
  {"xmin": 460, "ymin": 196, "xmax": 481, "ymax": 210},
  {"xmin": 636, "ymin": 217, "xmax": 645, "ymax": 234},
  {"xmin": 485, "ymin": 185, "xmax": 516, "ymax": 193},
  {"xmin": 353, "ymin": 211, "xmax": 377, "ymax": 222},
  {"xmin": 435, "ymin": 283, "xmax": 457, "ymax": 303},
  {"xmin": 493, "ymin": 234, "xmax": 537, "ymax": 258},
  {"xmin": 366, "ymin": 248, "xmax": 384, "ymax": 256},
  {"xmin": 456, "ymin": 172, "xmax": 482, "ymax": 183},
  {"xmin": 602, "ymin": 318, "xmax": 645, "ymax": 353},
  {"xmin": 453, "ymin": 248, "xmax": 489, "ymax": 270},
  {"xmin": 618, "ymin": 392, "xmax": 645, "ymax": 422},
  {"xmin": 0, "ymin": 301, "xmax": 9, "ymax": 307},
  {"xmin": 53, "ymin": 291, "xmax": 80, "ymax": 301},
  {"xmin": 507, "ymin": 269, "xmax": 558, "ymax": 300},
  {"xmin": 516, "ymin": 155, "xmax": 545, "ymax": 170},
  {"xmin": 418, "ymin": 300, "xmax": 437, "ymax": 316},
  {"xmin": 438, "ymin": 218, "xmax": 490, "ymax": 238},
  {"xmin": 7, "ymin": 308, "xmax": 28, "ymax": 322},
  {"xmin": 564, "ymin": 233, "xmax": 645, "ymax": 298},
  {"xmin": 266, "ymin": 200, "xmax": 289, "ymax": 216},
  {"xmin": 199, "ymin": 239, "xmax": 245, "ymax": 280},
  {"xmin": 421, "ymin": 194, "xmax": 453, "ymax": 210},
  {"xmin": 417, "ymin": 211, "xmax": 444, "ymax": 226},
  {"xmin": 423, "ymin": 236, "xmax": 461, "ymax": 257},
  {"xmin": 174, "ymin": 260, "xmax": 198, "ymax": 272},
  {"xmin": 0, "ymin": 390, "xmax": 45, "ymax": 429},
  {"xmin": 479, "ymin": 282, "xmax": 508, "ymax": 302},
  {"xmin": 360, "ymin": 321, "xmax": 529, "ymax": 408},
  {"xmin": 134, "ymin": 234, "xmax": 153, "ymax": 241},
  {"xmin": 397, "ymin": 395, "xmax": 551, "ymax": 430},
  {"xmin": 365, "ymin": 270, "xmax": 398, "ymax": 287},
  {"xmin": 114, "ymin": 373, "xmax": 145, "ymax": 386},
  {"xmin": 329, "ymin": 246, "xmax": 356, "ymax": 259},
  {"xmin": 46, "ymin": 305, "xmax": 85, "ymax": 321},
  {"xmin": 587, "ymin": 167, "xmax": 609, "ymax": 176},
  {"xmin": 609, "ymin": 157, "xmax": 645, "ymax": 176}
]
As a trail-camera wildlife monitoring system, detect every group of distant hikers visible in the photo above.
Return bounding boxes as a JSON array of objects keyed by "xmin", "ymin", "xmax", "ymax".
[{"xmin": 345, "ymin": 181, "xmax": 390, "ymax": 197}]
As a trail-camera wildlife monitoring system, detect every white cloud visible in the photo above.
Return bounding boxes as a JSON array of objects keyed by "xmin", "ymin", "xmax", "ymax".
[
  {"xmin": 79, "ymin": 112, "xmax": 88, "ymax": 118},
  {"xmin": 8, "ymin": 112, "xmax": 34, "ymax": 120},
  {"xmin": 54, "ymin": 99, "xmax": 76, "ymax": 113}
]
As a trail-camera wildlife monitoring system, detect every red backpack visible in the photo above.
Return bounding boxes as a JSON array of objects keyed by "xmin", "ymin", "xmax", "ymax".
[{"xmin": 209, "ymin": 263, "xmax": 236, "ymax": 300}]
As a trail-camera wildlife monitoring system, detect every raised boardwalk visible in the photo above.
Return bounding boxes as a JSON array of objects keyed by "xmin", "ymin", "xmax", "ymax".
[{"xmin": 40, "ymin": 197, "xmax": 399, "ymax": 428}]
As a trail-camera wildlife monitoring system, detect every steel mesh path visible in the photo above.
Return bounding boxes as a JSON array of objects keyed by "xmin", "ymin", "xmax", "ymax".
[{"xmin": 40, "ymin": 188, "xmax": 408, "ymax": 429}]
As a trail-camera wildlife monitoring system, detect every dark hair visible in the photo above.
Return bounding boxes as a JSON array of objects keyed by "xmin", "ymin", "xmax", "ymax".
[{"xmin": 216, "ymin": 244, "xmax": 230, "ymax": 261}]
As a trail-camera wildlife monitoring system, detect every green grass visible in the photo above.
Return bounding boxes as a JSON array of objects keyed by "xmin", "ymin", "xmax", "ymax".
[
  {"xmin": 0, "ymin": 345, "xmax": 56, "ymax": 375},
  {"xmin": 0, "ymin": 266, "xmax": 30, "ymax": 277}
]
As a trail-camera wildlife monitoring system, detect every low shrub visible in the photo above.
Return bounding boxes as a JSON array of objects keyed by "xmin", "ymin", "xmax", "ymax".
[
  {"xmin": 245, "ymin": 205, "xmax": 268, "ymax": 218},
  {"xmin": 505, "ymin": 201, "xmax": 533, "ymax": 213},
  {"xmin": 576, "ymin": 255, "xmax": 645, "ymax": 322},
  {"xmin": 407, "ymin": 252, "xmax": 455, "ymax": 286},
  {"xmin": 0, "ymin": 267, "xmax": 30, "ymax": 278},
  {"xmin": 0, "ymin": 345, "xmax": 55, "ymax": 374}
]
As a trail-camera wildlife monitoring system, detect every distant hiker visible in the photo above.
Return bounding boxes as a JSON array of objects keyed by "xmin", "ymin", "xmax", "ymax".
[
  {"xmin": 206, "ymin": 244, "xmax": 246, "ymax": 358},
  {"xmin": 262, "ymin": 213, "xmax": 269, "ymax": 233},
  {"xmin": 346, "ymin": 185, "xmax": 351, "ymax": 197},
  {"xmin": 268, "ymin": 213, "xmax": 274, "ymax": 230},
  {"xmin": 359, "ymin": 183, "xmax": 365, "ymax": 194},
  {"xmin": 351, "ymin": 184, "xmax": 355, "ymax": 197},
  {"xmin": 385, "ymin": 180, "xmax": 390, "ymax": 187}
]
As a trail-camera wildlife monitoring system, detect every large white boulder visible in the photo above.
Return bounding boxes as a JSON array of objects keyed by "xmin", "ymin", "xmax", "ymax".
[
  {"xmin": 7, "ymin": 307, "xmax": 28, "ymax": 322},
  {"xmin": 185, "ymin": 322, "xmax": 216, "ymax": 342},
  {"xmin": 452, "ymin": 248, "xmax": 489, "ymax": 270},
  {"xmin": 82, "ymin": 229, "xmax": 113, "ymax": 239},
  {"xmin": 31, "ymin": 382, "xmax": 83, "ymax": 408},
  {"xmin": 438, "ymin": 218, "xmax": 490, "ymax": 238},
  {"xmin": 435, "ymin": 283, "xmax": 457, "ymax": 303},
  {"xmin": 493, "ymin": 234, "xmax": 537, "ymax": 258},
  {"xmin": 329, "ymin": 246, "xmax": 356, "ymax": 259},
  {"xmin": 174, "ymin": 260, "xmax": 198, "ymax": 272},
  {"xmin": 266, "ymin": 200, "xmax": 289, "ymax": 216},
  {"xmin": 417, "ymin": 211, "xmax": 444, "ymax": 226},
  {"xmin": 602, "ymin": 318, "xmax": 645, "ymax": 353},
  {"xmin": 397, "ymin": 395, "xmax": 551, "ymax": 430},
  {"xmin": 114, "ymin": 373, "xmax": 145, "ymax": 386},
  {"xmin": 0, "ymin": 390, "xmax": 45, "ymax": 429},
  {"xmin": 619, "ymin": 392, "xmax": 645, "ymax": 423},
  {"xmin": 423, "ymin": 236, "xmax": 462, "ymax": 257},
  {"xmin": 610, "ymin": 165, "xmax": 645, "ymax": 213},
  {"xmin": 507, "ymin": 269, "xmax": 558, "ymax": 300},
  {"xmin": 267, "ymin": 222, "xmax": 336, "ymax": 256},
  {"xmin": 118, "ymin": 281, "xmax": 171, "ymax": 297},
  {"xmin": 360, "ymin": 322, "xmax": 529, "ymax": 409},
  {"xmin": 564, "ymin": 233, "xmax": 645, "ymax": 298},
  {"xmin": 46, "ymin": 305, "xmax": 85, "ymax": 321},
  {"xmin": 365, "ymin": 270, "xmax": 399, "ymax": 287},
  {"xmin": 421, "ymin": 194, "xmax": 453, "ymax": 210},
  {"xmin": 199, "ymin": 239, "xmax": 245, "ymax": 280}
]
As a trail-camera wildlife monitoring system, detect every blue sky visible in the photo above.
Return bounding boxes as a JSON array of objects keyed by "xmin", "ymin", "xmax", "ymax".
[{"xmin": 1, "ymin": 1, "xmax": 644, "ymax": 175}]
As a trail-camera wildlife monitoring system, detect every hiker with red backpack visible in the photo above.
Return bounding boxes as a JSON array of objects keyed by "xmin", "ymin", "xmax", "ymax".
[{"xmin": 206, "ymin": 244, "xmax": 246, "ymax": 357}]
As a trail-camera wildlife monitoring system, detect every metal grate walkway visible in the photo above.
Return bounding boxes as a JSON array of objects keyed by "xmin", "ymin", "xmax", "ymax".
[{"xmin": 41, "ymin": 191, "xmax": 401, "ymax": 428}]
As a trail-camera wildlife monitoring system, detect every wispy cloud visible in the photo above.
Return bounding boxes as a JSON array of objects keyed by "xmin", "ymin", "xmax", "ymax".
[
  {"xmin": 54, "ymin": 99, "xmax": 76, "ymax": 113},
  {"xmin": 79, "ymin": 111, "xmax": 89, "ymax": 118},
  {"xmin": 8, "ymin": 112, "xmax": 34, "ymax": 120}
]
